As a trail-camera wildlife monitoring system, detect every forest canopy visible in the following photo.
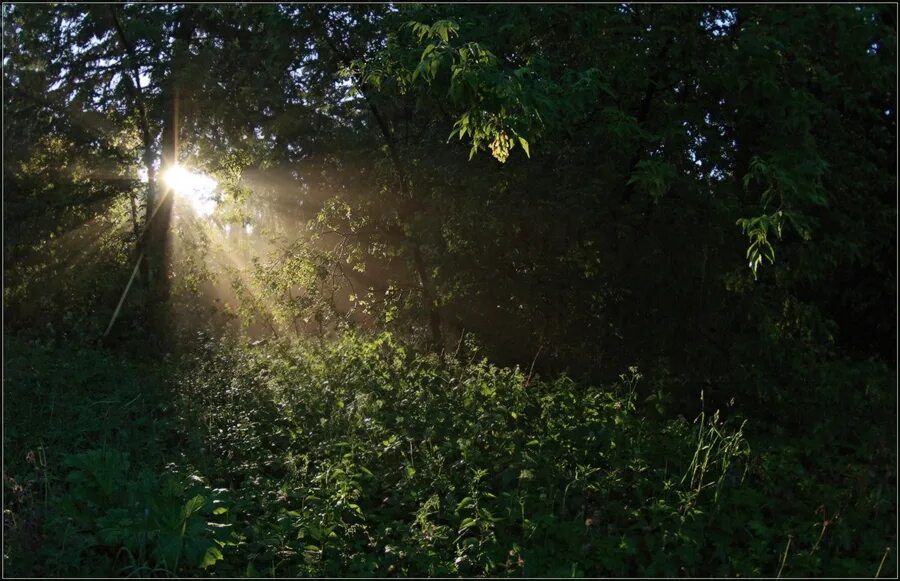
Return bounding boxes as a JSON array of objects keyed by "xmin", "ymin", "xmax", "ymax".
[{"xmin": 3, "ymin": 3, "xmax": 897, "ymax": 578}]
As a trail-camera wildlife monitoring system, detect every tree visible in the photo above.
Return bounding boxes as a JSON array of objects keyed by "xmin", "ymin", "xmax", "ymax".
[{"xmin": 4, "ymin": 4, "xmax": 894, "ymax": 411}]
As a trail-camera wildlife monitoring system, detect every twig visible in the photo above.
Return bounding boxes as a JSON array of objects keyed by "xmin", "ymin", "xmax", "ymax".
[
  {"xmin": 453, "ymin": 327, "xmax": 466, "ymax": 360},
  {"xmin": 525, "ymin": 340, "xmax": 544, "ymax": 387},
  {"xmin": 875, "ymin": 546, "xmax": 891, "ymax": 578},
  {"xmin": 776, "ymin": 535, "xmax": 792, "ymax": 578}
]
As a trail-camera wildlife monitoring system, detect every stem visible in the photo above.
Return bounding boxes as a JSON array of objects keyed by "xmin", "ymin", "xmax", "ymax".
[
  {"xmin": 810, "ymin": 522, "xmax": 828, "ymax": 554},
  {"xmin": 776, "ymin": 535, "xmax": 792, "ymax": 579},
  {"xmin": 525, "ymin": 340, "xmax": 544, "ymax": 387},
  {"xmin": 875, "ymin": 547, "xmax": 891, "ymax": 578}
]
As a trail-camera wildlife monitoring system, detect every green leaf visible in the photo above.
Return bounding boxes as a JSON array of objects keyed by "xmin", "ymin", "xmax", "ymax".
[
  {"xmin": 456, "ymin": 496, "xmax": 475, "ymax": 511},
  {"xmin": 201, "ymin": 544, "xmax": 224, "ymax": 569},
  {"xmin": 435, "ymin": 24, "xmax": 449, "ymax": 43},
  {"xmin": 517, "ymin": 136, "xmax": 530, "ymax": 158},
  {"xmin": 182, "ymin": 495, "xmax": 207, "ymax": 519},
  {"xmin": 459, "ymin": 517, "xmax": 477, "ymax": 532}
]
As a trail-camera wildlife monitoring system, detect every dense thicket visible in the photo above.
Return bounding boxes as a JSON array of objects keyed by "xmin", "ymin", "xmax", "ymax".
[{"xmin": 3, "ymin": 3, "xmax": 896, "ymax": 577}]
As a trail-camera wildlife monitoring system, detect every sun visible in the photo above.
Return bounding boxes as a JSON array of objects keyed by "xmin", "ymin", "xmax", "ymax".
[{"xmin": 162, "ymin": 165, "xmax": 219, "ymax": 217}]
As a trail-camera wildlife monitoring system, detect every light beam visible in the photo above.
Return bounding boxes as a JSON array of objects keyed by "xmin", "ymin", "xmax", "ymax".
[{"xmin": 162, "ymin": 165, "xmax": 218, "ymax": 217}]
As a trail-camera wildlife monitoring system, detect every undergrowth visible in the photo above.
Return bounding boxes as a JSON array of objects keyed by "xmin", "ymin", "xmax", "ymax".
[{"xmin": 3, "ymin": 332, "xmax": 896, "ymax": 577}]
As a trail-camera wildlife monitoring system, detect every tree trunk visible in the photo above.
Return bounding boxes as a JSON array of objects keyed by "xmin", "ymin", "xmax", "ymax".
[
  {"xmin": 143, "ymin": 8, "xmax": 198, "ymax": 339},
  {"xmin": 109, "ymin": 7, "xmax": 157, "ymax": 243}
]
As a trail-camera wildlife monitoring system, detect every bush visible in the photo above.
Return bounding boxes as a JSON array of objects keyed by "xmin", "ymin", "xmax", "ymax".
[{"xmin": 3, "ymin": 332, "xmax": 895, "ymax": 577}]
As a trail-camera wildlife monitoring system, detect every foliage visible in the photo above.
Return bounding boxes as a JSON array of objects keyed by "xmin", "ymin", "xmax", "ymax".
[
  {"xmin": 56, "ymin": 450, "xmax": 232, "ymax": 576},
  {"xmin": 5, "ymin": 333, "xmax": 895, "ymax": 577},
  {"xmin": 2, "ymin": 3, "xmax": 896, "ymax": 578},
  {"xmin": 173, "ymin": 334, "xmax": 895, "ymax": 577}
]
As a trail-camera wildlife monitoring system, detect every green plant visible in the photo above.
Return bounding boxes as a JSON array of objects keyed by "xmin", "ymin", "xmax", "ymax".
[
  {"xmin": 680, "ymin": 394, "xmax": 751, "ymax": 511},
  {"xmin": 54, "ymin": 449, "xmax": 233, "ymax": 575}
]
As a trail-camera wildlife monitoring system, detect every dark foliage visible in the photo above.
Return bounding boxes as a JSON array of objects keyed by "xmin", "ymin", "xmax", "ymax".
[{"xmin": 3, "ymin": 3, "xmax": 896, "ymax": 577}]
